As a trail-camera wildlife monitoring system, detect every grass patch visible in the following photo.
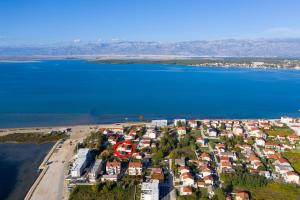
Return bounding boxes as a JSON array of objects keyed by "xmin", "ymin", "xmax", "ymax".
[
  {"xmin": 70, "ymin": 180, "xmax": 137, "ymax": 200},
  {"xmin": 170, "ymin": 146, "xmax": 197, "ymax": 160},
  {"xmin": 266, "ymin": 126, "xmax": 294, "ymax": 136},
  {"xmin": 199, "ymin": 147, "xmax": 209, "ymax": 152},
  {"xmin": 191, "ymin": 130, "xmax": 202, "ymax": 137},
  {"xmin": 247, "ymin": 182, "xmax": 300, "ymax": 200},
  {"xmin": 0, "ymin": 132, "xmax": 69, "ymax": 143},
  {"xmin": 283, "ymin": 150, "xmax": 300, "ymax": 173}
]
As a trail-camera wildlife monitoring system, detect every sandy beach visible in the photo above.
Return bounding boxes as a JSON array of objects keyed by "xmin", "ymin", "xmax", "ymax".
[{"xmin": 0, "ymin": 122, "xmax": 149, "ymax": 138}]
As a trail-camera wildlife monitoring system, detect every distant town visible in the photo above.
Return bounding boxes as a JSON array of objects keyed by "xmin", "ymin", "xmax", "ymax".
[
  {"xmin": 91, "ymin": 57, "xmax": 300, "ymax": 70},
  {"xmin": 7, "ymin": 116, "xmax": 298, "ymax": 200}
]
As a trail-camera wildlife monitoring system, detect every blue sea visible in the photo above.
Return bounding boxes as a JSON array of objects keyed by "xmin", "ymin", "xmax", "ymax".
[{"xmin": 0, "ymin": 60, "xmax": 300, "ymax": 128}]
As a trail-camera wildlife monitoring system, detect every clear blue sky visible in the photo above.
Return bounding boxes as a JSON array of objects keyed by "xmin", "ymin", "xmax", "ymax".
[{"xmin": 1, "ymin": 0, "xmax": 300, "ymax": 45}]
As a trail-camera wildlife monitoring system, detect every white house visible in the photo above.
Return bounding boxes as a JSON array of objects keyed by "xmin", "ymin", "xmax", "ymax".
[
  {"xmin": 180, "ymin": 166, "xmax": 190, "ymax": 174},
  {"xmin": 233, "ymin": 127, "xmax": 244, "ymax": 136},
  {"xmin": 106, "ymin": 160, "xmax": 121, "ymax": 175},
  {"xmin": 145, "ymin": 129, "xmax": 157, "ymax": 139},
  {"xmin": 255, "ymin": 138, "xmax": 265, "ymax": 147},
  {"xmin": 128, "ymin": 161, "xmax": 143, "ymax": 176},
  {"xmin": 275, "ymin": 165, "xmax": 294, "ymax": 175},
  {"xmin": 180, "ymin": 186, "xmax": 192, "ymax": 196},
  {"xmin": 281, "ymin": 116, "xmax": 294, "ymax": 124},
  {"xmin": 141, "ymin": 180, "xmax": 159, "ymax": 200},
  {"xmin": 188, "ymin": 120, "xmax": 198, "ymax": 128},
  {"xmin": 283, "ymin": 171, "xmax": 300, "ymax": 184},
  {"xmin": 290, "ymin": 124, "xmax": 300, "ymax": 136},
  {"xmin": 208, "ymin": 128, "xmax": 217, "ymax": 137},
  {"xmin": 203, "ymin": 175, "xmax": 214, "ymax": 185},
  {"xmin": 201, "ymin": 168, "xmax": 212, "ymax": 177},
  {"xmin": 177, "ymin": 127, "xmax": 186, "ymax": 136},
  {"xmin": 181, "ymin": 172, "xmax": 195, "ymax": 186}
]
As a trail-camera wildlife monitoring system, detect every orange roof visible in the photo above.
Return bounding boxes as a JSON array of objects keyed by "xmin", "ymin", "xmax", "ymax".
[
  {"xmin": 182, "ymin": 186, "xmax": 192, "ymax": 193},
  {"xmin": 220, "ymin": 156, "xmax": 230, "ymax": 161},
  {"xmin": 221, "ymin": 161, "xmax": 232, "ymax": 167},
  {"xmin": 235, "ymin": 191, "xmax": 249, "ymax": 199},
  {"xmin": 197, "ymin": 136, "xmax": 203, "ymax": 140},
  {"xmin": 151, "ymin": 167, "xmax": 163, "ymax": 174},
  {"xmin": 129, "ymin": 129, "xmax": 136, "ymax": 134},
  {"xmin": 180, "ymin": 166, "xmax": 190, "ymax": 171},
  {"xmin": 107, "ymin": 159, "xmax": 121, "ymax": 167},
  {"xmin": 278, "ymin": 158, "xmax": 289, "ymax": 164},
  {"xmin": 249, "ymin": 155, "xmax": 260, "ymax": 161},
  {"xmin": 203, "ymin": 175, "xmax": 213, "ymax": 180},
  {"xmin": 182, "ymin": 172, "xmax": 194, "ymax": 179},
  {"xmin": 288, "ymin": 134, "xmax": 300, "ymax": 139},
  {"xmin": 266, "ymin": 154, "xmax": 278, "ymax": 159},
  {"xmin": 287, "ymin": 171, "xmax": 298, "ymax": 176},
  {"xmin": 215, "ymin": 143, "xmax": 225, "ymax": 148},
  {"xmin": 129, "ymin": 161, "xmax": 142, "ymax": 168}
]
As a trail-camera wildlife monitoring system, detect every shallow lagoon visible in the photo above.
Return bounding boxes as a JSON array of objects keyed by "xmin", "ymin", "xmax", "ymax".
[{"xmin": 0, "ymin": 143, "xmax": 53, "ymax": 200}]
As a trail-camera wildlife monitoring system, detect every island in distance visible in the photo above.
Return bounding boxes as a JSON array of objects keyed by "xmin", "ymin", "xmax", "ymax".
[{"xmin": 2, "ymin": 38, "xmax": 300, "ymax": 70}]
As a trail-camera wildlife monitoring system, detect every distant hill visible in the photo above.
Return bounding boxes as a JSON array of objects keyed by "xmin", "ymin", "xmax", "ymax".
[{"xmin": 1, "ymin": 38, "xmax": 300, "ymax": 57}]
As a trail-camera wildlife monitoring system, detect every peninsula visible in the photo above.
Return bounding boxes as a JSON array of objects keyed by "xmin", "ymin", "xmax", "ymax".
[{"xmin": 2, "ymin": 117, "xmax": 299, "ymax": 200}]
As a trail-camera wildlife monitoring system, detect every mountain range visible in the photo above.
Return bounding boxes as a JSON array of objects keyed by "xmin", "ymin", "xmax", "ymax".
[{"xmin": 1, "ymin": 38, "xmax": 300, "ymax": 58}]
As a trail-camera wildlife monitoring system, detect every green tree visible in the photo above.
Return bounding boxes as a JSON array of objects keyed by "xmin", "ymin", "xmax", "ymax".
[{"xmin": 213, "ymin": 188, "xmax": 226, "ymax": 200}]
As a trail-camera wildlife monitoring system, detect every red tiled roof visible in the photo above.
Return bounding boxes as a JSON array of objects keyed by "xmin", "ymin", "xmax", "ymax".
[
  {"xmin": 235, "ymin": 191, "xmax": 249, "ymax": 199},
  {"xmin": 107, "ymin": 160, "xmax": 121, "ymax": 167},
  {"xmin": 287, "ymin": 171, "xmax": 298, "ymax": 176},
  {"xmin": 182, "ymin": 186, "xmax": 192, "ymax": 193},
  {"xmin": 129, "ymin": 161, "xmax": 142, "ymax": 168}
]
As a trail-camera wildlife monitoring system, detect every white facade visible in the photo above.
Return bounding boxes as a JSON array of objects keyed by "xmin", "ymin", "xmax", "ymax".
[
  {"xmin": 145, "ymin": 129, "xmax": 157, "ymax": 139},
  {"xmin": 289, "ymin": 123, "xmax": 300, "ymax": 136},
  {"xmin": 71, "ymin": 148, "xmax": 90, "ymax": 178},
  {"xmin": 141, "ymin": 180, "xmax": 159, "ymax": 200},
  {"xmin": 208, "ymin": 128, "xmax": 217, "ymax": 137},
  {"xmin": 71, "ymin": 158, "xmax": 87, "ymax": 178},
  {"xmin": 255, "ymin": 138, "xmax": 265, "ymax": 147},
  {"xmin": 281, "ymin": 116, "xmax": 294, "ymax": 124},
  {"xmin": 151, "ymin": 120, "xmax": 168, "ymax": 127}
]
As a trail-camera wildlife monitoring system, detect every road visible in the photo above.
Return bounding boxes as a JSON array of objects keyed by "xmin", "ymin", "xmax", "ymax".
[
  {"xmin": 159, "ymin": 159, "xmax": 176, "ymax": 200},
  {"xmin": 30, "ymin": 139, "xmax": 74, "ymax": 200}
]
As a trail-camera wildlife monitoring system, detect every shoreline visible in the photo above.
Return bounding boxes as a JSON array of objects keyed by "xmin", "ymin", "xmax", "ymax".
[
  {"xmin": 1, "ymin": 56, "xmax": 300, "ymax": 71},
  {"xmin": 0, "ymin": 118, "xmax": 283, "ymax": 136},
  {"xmin": 0, "ymin": 122, "xmax": 150, "ymax": 137},
  {"xmin": 19, "ymin": 117, "xmax": 298, "ymax": 200}
]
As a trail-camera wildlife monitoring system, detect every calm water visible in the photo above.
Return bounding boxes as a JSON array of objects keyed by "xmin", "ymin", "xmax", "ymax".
[
  {"xmin": 0, "ymin": 143, "xmax": 53, "ymax": 200},
  {"xmin": 0, "ymin": 60, "xmax": 300, "ymax": 128}
]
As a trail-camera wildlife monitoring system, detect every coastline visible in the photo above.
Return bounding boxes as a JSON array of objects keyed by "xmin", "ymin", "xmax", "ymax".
[
  {"xmin": 1, "ymin": 56, "xmax": 300, "ymax": 71},
  {"xmin": 23, "ymin": 121, "xmax": 149, "ymax": 200},
  {"xmin": 0, "ymin": 119, "xmax": 285, "ymax": 138},
  {"xmin": 7, "ymin": 117, "xmax": 297, "ymax": 200}
]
